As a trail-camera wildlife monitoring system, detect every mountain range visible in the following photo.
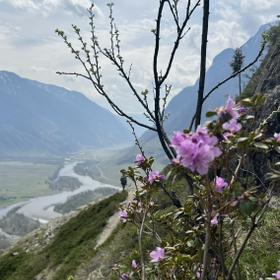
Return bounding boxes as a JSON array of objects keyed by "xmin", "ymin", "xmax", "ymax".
[
  {"xmin": 0, "ymin": 71, "xmax": 130, "ymax": 156},
  {"xmin": 0, "ymin": 23, "xmax": 271, "ymax": 159}
]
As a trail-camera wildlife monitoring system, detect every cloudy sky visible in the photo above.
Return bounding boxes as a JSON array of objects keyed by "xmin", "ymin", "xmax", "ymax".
[{"xmin": 0, "ymin": 0, "xmax": 279, "ymax": 114}]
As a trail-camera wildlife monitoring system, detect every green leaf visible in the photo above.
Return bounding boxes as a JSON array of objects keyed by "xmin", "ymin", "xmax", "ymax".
[
  {"xmin": 237, "ymin": 137, "xmax": 249, "ymax": 143},
  {"xmin": 206, "ymin": 111, "xmax": 217, "ymax": 118},
  {"xmin": 253, "ymin": 133, "xmax": 263, "ymax": 140},
  {"xmin": 187, "ymin": 240, "xmax": 195, "ymax": 248},
  {"xmin": 244, "ymin": 115, "xmax": 255, "ymax": 120},
  {"xmin": 254, "ymin": 142, "xmax": 269, "ymax": 150},
  {"xmin": 240, "ymin": 98, "xmax": 253, "ymax": 106},
  {"xmin": 173, "ymin": 211, "xmax": 184, "ymax": 219}
]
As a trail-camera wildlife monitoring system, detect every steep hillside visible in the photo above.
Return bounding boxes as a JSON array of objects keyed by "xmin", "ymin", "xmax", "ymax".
[
  {"xmin": 0, "ymin": 191, "xmax": 128, "ymax": 280},
  {"xmin": 240, "ymin": 24, "xmax": 280, "ymax": 182},
  {"xmin": 0, "ymin": 71, "xmax": 130, "ymax": 156}
]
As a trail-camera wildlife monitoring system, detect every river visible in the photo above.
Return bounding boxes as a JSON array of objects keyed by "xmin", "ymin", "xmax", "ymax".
[{"xmin": 0, "ymin": 161, "xmax": 120, "ymax": 223}]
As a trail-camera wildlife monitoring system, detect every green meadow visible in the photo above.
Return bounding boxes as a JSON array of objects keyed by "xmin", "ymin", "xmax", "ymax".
[{"xmin": 0, "ymin": 161, "xmax": 59, "ymax": 208}]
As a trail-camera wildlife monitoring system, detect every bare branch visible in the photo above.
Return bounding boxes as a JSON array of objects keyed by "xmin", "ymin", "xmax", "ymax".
[
  {"xmin": 201, "ymin": 189, "xmax": 212, "ymax": 280},
  {"xmin": 57, "ymin": 0, "xmax": 200, "ymax": 160},
  {"xmin": 108, "ymin": 2, "xmax": 116, "ymax": 58},
  {"xmin": 56, "ymin": 71, "xmax": 92, "ymax": 81},
  {"xmin": 153, "ymin": 0, "xmax": 176, "ymax": 160},
  {"xmin": 167, "ymin": 0, "xmax": 180, "ymax": 31},
  {"xmin": 139, "ymin": 210, "xmax": 147, "ymax": 280},
  {"xmin": 160, "ymin": 0, "xmax": 201, "ymax": 86},
  {"xmin": 161, "ymin": 84, "xmax": 172, "ymax": 121},
  {"xmin": 55, "ymin": 9, "xmax": 157, "ymax": 132},
  {"xmin": 127, "ymin": 121, "xmax": 146, "ymax": 158},
  {"xmin": 102, "ymin": 50, "xmax": 156, "ymax": 123},
  {"xmin": 88, "ymin": 4, "xmax": 103, "ymax": 83}
]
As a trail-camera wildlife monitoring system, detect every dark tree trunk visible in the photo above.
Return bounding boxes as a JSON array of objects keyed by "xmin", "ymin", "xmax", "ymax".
[
  {"xmin": 238, "ymin": 73, "xmax": 242, "ymax": 95},
  {"xmin": 194, "ymin": 0, "xmax": 210, "ymax": 129}
]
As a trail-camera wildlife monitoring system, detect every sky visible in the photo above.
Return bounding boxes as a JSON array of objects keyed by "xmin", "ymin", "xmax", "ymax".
[{"xmin": 0, "ymin": 0, "xmax": 279, "ymax": 114}]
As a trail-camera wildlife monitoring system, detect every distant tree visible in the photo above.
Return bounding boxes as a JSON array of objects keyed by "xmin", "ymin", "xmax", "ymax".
[{"xmin": 230, "ymin": 48, "xmax": 245, "ymax": 95}]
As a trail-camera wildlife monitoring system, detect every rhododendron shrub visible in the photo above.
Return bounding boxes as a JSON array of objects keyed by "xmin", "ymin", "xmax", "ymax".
[{"xmin": 114, "ymin": 96, "xmax": 280, "ymax": 280}]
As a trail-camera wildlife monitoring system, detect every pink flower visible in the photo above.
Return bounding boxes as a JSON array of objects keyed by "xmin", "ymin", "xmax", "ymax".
[
  {"xmin": 274, "ymin": 133, "xmax": 280, "ymax": 143},
  {"xmin": 210, "ymin": 214, "xmax": 219, "ymax": 226},
  {"xmin": 193, "ymin": 126, "xmax": 219, "ymax": 146},
  {"xmin": 119, "ymin": 210, "xmax": 128, "ymax": 223},
  {"xmin": 171, "ymin": 127, "xmax": 221, "ymax": 175},
  {"xmin": 150, "ymin": 247, "xmax": 165, "ymax": 263},
  {"xmin": 135, "ymin": 154, "xmax": 145, "ymax": 165},
  {"xmin": 222, "ymin": 119, "xmax": 242, "ymax": 134},
  {"xmin": 120, "ymin": 274, "xmax": 129, "ymax": 280},
  {"xmin": 171, "ymin": 131, "xmax": 187, "ymax": 146},
  {"xmin": 238, "ymin": 106, "xmax": 247, "ymax": 115},
  {"xmin": 131, "ymin": 260, "xmax": 138, "ymax": 269},
  {"xmin": 214, "ymin": 176, "xmax": 228, "ymax": 192},
  {"xmin": 196, "ymin": 264, "xmax": 204, "ymax": 279},
  {"xmin": 223, "ymin": 132, "xmax": 234, "ymax": 141},
  {"xmin": 218, "ymin": 97, "xmax": 240, "ymax": 119},
  {"xmin": 172, "ymin": 158, "xmax": 181, "ymax": 165},
  {"xmin": 148, "ymin": 170, "xmax": 165, "ymax": 184},
  {"xmin": 273, "ymin": 271, "xmax": 280, "ymax": 280}
]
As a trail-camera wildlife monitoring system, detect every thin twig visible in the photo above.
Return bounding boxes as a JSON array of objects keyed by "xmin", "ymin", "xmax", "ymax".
[
  {"xmin": 160, "ymin": 0, "xmax": 201, "ymax": 86},
  {"xmin": 127, "ymin": 121, "xmax": 146, "ymax": 158},
  {"xmin": 201, "ymin": 193, "xmax": 211, "ymax": 280},
  {"xmin": 139, "ymin": 210, "xmax": 147, "ymax": 280},
  {"xmin": 230, "ymin": 156, "xmax": 243, "ymax": 186},
  {"xmin": 231, "ymin": 221, "xmax": 241, "ymax": 280},
  {"xmin": 218, "ymin": 221, "xmax": 228, "ymax": 279}
]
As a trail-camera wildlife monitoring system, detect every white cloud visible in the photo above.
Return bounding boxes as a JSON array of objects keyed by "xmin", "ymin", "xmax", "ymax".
[
  {"xmin": 0, "ymin": 0, "xmax": 95, "ymax": 16},
  {"xmin": 0, "ymin": 0, "xmax": 278, "ymax": 114},
  {"xmin": 240, "ymin": 0, "xmax": 279, "ymax": 11},
  {"xmin": 7, "ymin": 0, "xmax": 38, "ymax": 10}
]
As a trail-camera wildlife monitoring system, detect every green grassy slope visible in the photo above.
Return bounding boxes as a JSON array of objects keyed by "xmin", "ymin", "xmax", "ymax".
[{"xmin": 0, "ymin": 191, "xmax": 127, "ymax": 280}]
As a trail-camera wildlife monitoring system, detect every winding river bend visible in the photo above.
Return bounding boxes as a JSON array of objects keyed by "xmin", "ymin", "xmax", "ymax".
[{"xmin": 0, "ymin": 161, "xmax": 120, "ymax": 223}]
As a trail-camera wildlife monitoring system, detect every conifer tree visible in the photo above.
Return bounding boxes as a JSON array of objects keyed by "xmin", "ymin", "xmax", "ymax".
[{"xmin": 230, "ymin": 48, "xmax": 245, "ymax": 95}]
